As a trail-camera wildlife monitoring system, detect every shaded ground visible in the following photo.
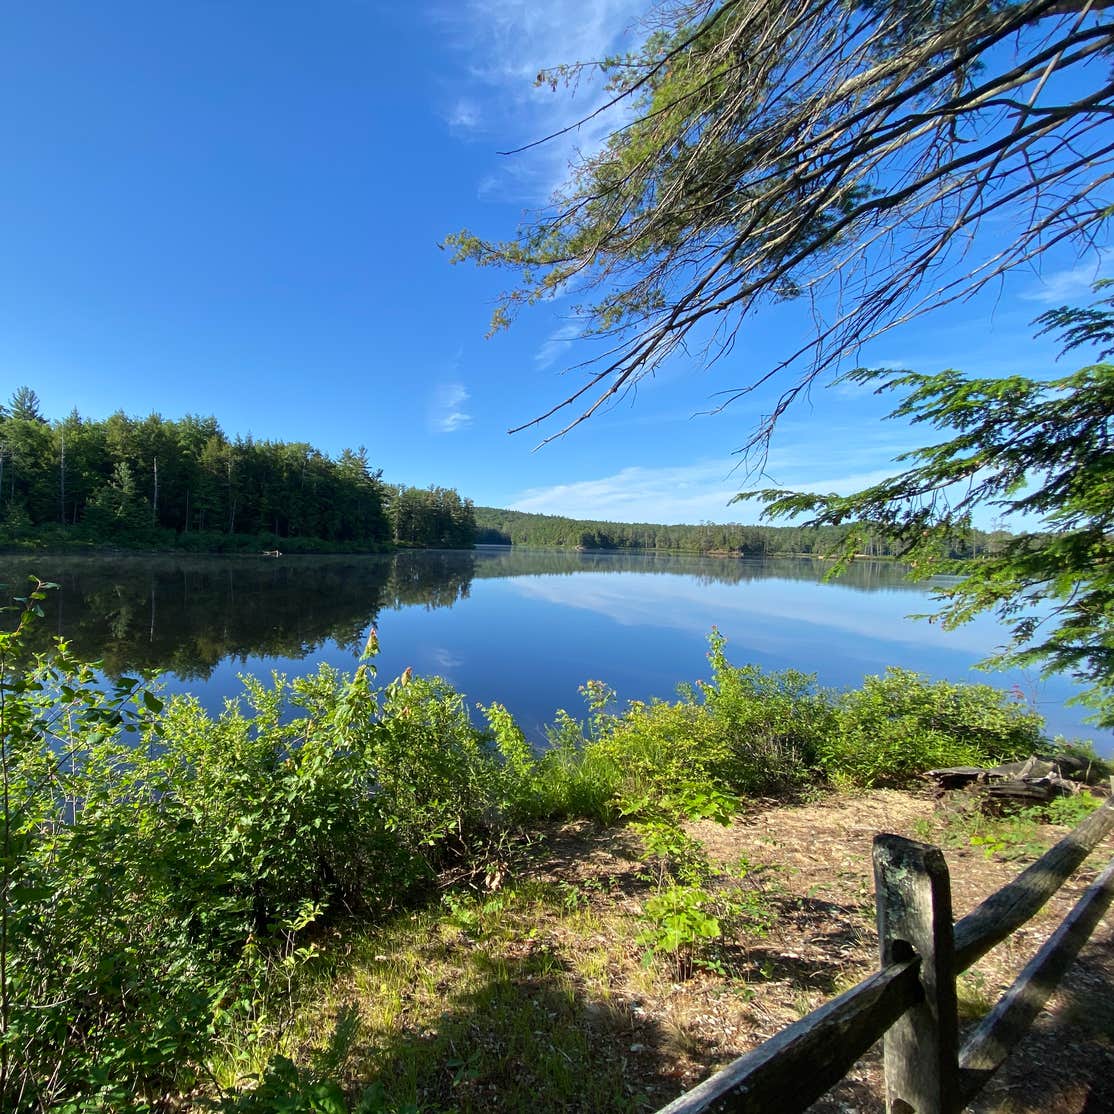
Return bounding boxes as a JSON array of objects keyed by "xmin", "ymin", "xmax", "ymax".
[
  {"xmin": 532, "ymin": 790, "xmax": 1114, "ymax": 1113},
  {"xmin": 266, "ymin": 789, "xmax": 1112, "ymax": 1113}
]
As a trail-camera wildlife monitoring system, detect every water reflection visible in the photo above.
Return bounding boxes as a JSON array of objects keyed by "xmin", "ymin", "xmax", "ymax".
[
  {"xmin": 2, "ymin": 554, "xmax": 388, "ymax": 678},
  {"xmin": 469, "ymin": 547, "xmax": 924, "ymax": 593},
  {"xmin": 1, "ymin": 549, "xmax": 1107, "ymax": 752},
  {"xmin": 1, "ymin": 550, "xmax": 920, "ymax": 680},
  {"xmin": 504, "ymin": 570, "xmax": 997, "ymax": 654}
]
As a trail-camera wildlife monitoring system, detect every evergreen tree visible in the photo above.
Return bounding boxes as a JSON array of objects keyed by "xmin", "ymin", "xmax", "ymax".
[{"xmin": 749, "ymin": 288, "xmax": 1114, "ymax": 724}]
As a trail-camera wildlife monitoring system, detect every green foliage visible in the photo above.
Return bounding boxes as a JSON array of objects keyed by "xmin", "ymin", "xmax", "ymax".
[
  {"xmin": 931, "ymin": 802, "xmax": 1049, "ymax": 863},
  {"xmin": 388, "ymin": 484, "xmax": 476, "ymax": 549},
  {"xmin": 448, "ymin": 2, "xmax": 1108, "ymax": 446},
  {"xmin": 694, "ymin": 629, "xmax": 832, "ymax": 794},
  {"xmin": 523, "ymin": 631, "xmax": 1052, "ymax": 814},
  {"xmin": 218, "ymin": 1007, "xmax": 362, "ymax": 1114},
  {"xmin": 7, "ymin": 387, "xmax": 44, "ymax": 424},
  {"xmin": 638, "ymin": 884, "xmax": 724, "ymax": 977},
  {"xmin": 1, "ymin": 585, "xmax": 221, "ymax": 1107},
  {"xmin": 0, "ymin": 602, "xmax": 1069, "ymax": 1105},
  {"xmin": 0, "ymin": 599, "xmax": 508, "ymax": 1109},
  {"xmin": 473, "ymin": 505, "xmax": 946, "ymax": 558},
  {"xmin": 591, "ymin": 699, "xmax": 722, "ymax": 809},
  {"xmin": 529, "ymin": 708, "xmax": 623, "ymax": 822},
  {"xmin": 931, "ymin": 790, "xmax": 1104, "ymax": 865},
  {"xmin": 752, "ymin": 290, "xmax": 1114, "ymax": 726},
  {"xmin": 83, "ymin": 461, "xmax": 153, "ymax": 533},
  {"xmin": 0, "ymin": 397, "xmax": 475, "ymax": 551},
  {"xmin": 823, "ymin": 668, "xmax": 1042, "ymax": 787},
  {"xmin": 632, "ymin": 803, "xmax": 772, "ymax": 980},
  {"xmin": 1043, "ymin": 792, "xmax": 1103, "ymax": 827}
]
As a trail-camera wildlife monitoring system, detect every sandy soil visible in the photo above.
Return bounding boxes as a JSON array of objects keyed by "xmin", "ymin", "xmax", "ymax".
[{"xmin": 528, "ymin": 788, "xmax": 1114, "ymax": 1113}]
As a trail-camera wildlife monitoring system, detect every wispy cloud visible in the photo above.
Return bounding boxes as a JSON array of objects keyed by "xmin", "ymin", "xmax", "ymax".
[
  {"xmin": 506, "ymin": 422, "xmax": 920, "ymax": 523},
  {"xmin": 1020, "ymin": 253, "xmax": 1111, "ymax": 306},
  {"xmin": 504, "ymin": 570, "xmax": 995, "ymax": 654},
  {"xmin": 435, "ymin": 0, "xmax": 646, "ymax": 201},
  {"xmin": 429, "ymin": 382, "xmax": 473, "ymax": 434},
  {"xmin": 511, "ymin": 461, "xmax": 743, "ymax": 522},
  {"xmin": 535, "ymin": 323, "xmax": 581, "ymax": 369},
  {"xmin": 446, "ymin": 99, "xmax": 483, "ymax": 132},
  {"xmin": 506, "ymin": 456, "xmax": 886, "ymax": 523},
  {"xmin": 430, "ymin": 647, "xmax": 463, "ymax": 672}
]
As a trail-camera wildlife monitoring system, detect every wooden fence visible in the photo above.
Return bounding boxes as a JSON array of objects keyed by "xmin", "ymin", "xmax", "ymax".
[{"xmin": 655, "ymin": 794, "xmax": 1114, "ymax": 1114}]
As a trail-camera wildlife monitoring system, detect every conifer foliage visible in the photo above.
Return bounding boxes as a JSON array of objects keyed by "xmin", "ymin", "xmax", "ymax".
[
  {"xmin": 750, "ymin": 290, "xmax": 1114, "ymax": 725},
  {"xmin": 0, "ymin": 398, "xmax": 476, "ymax": 550}
]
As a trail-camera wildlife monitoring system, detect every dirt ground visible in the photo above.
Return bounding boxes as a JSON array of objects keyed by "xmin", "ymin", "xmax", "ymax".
[{"xmin": 528, "ymin": 789, "xmax": 1114, "ymax": 1113}]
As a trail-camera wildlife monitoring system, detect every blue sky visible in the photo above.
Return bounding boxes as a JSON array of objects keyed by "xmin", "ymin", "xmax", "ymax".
[{"xmin": 2, "ymin": 1, "xmax": 1109, "ymax": 525}]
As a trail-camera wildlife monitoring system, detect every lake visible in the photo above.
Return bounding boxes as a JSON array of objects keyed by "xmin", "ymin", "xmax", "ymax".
[{"xmin": 2, "ymin": 548, "xmax": 1109, "ymax": 753}]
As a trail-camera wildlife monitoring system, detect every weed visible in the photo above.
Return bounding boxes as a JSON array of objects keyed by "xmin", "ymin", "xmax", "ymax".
[
  {"xmin": 956, "ymin": 971, "xmax": 995, "ymax": 1022},
  {"xmin": 1043, "ymin": 793, "xmax": 1103, "ymax": 827}
]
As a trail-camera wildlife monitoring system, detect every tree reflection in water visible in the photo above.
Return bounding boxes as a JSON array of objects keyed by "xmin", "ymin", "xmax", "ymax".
[{"xmin": 0, "ymin": 549, "xmax": 921, "ymax": 681}]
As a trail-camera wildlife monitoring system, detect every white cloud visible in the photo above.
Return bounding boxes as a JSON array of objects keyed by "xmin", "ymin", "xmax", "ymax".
[
  {"xmin": 510, "ymin": 460, "xmax": 755, "ymax": 523},
  {"xmin": 435, "ymin": 0, "xmax": 646, "ymax": 201},
  {"xmin": 429, "ymin": 382, "xmax": 473, "ymax": 434},
  {"xmin": 430, "ymin": 647, "xmax": 463, "ymax": 671},
  {"xmin": 535, "ymin": 323, "xmax": 581, "ymax": 369},
  {"xmin": 1020, "ymin": 253, "xmax": 1111, "ymax": 306},
  {"xmin": 505, "ymin": 423, "xmax": 920, "ymax": 523},
  {"xmin": 446, "ymin": 99, "xmax": 483, "ymax": 131},
  {"xmin": 504, "ymin": 570, "xmax": 996, "ymax": 655},
  {"xmin": 450, "ymin": 0, "xmax": 643, "ymax": 91}
]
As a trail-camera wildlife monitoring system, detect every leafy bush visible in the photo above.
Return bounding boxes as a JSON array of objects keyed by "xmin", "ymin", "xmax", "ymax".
[
  {"xmin": 2, "ymin": 592, "xmax": 226, "ymax": 1106},
  {"xmin": 693, "ymin": 630, "xmax": 833, "ymax": 795},
  {"xmin": 824, "ymin": 668, "xmax": 1045, "ymax": 787},
  {"xmin": 632, "ymin": 795, "xmax": 769, "ymax": 980},
  {"xmin": 591, "ymin": 699, "xmax": 724, "ymax": 809},
  {"xmin": 529, "ymin": 707, "xmax": 623, "ymax": 821},
  {"xmin": 0, "ymin": 599, "xmax": 512, "ymax": 1109},
  {"xmin": 1, "ymin": 605, "xmax": 1069, "ymax": 1107}
]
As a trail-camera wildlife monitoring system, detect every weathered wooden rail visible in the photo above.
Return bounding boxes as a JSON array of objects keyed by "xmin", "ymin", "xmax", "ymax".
[{"xmin": 655, "ymin": 794, "xmax": 1114, "ymax": 1114}]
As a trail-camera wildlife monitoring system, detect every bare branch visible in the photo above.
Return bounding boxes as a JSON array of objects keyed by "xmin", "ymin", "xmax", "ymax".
[{"xmin": 448, "ymin": 0, "xmax": 1114, "ymax": 448}]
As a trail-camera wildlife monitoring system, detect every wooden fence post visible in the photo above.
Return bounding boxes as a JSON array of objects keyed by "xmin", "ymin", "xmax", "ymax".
[{"xmin": 873, "ymin": 835, "xmax": 960, "ymax": 1114}]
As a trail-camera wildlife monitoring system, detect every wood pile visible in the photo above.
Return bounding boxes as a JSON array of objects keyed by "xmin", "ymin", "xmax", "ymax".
[{"xmin": 924, "ymin": 754, "xmax": 1110, "ymax": 809}]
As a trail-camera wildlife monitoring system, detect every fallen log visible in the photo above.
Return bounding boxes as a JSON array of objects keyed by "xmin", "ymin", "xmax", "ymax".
[{"xmin": 924, "ymin": 755, "xmax": 1108, "ymax": 810}]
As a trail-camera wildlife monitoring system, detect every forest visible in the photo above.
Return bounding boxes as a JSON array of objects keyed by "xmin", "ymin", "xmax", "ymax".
[
  {"xmin": 474, "ymin": 505, "xmax": 1011, "ymax": 559},
  {"xmin": 0, "ymin": 382, "xmax": 1015, "ymax": 563},
  {"xmin": 0, "ymin": 387, "xmax": 476, "ymax": 550}
]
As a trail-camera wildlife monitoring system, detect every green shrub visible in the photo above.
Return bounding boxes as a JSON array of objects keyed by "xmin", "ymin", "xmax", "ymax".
[
  {"xmin": 633, "ymin": 798, "xmax": 768, "ymax": 980},
  {"xmin": 824, "ymin": 668, "xmax": 1045, "ymax": 787},
  {"xmin": 591, "ymin": 699, "xmax": 724, "ymax": 809},
  {"xmin": 1, "ymin": 601, "xmax": 1069, "ymax": 1107},
  {"xmin": 528, "ymin": 708, "xmax": 622, "ymax": 821},
  {"xmin": 0, "ymin": 599, "xmax": 511, "ymax": 1109},
  {"xmin": 1043, "ymin": 792, "xmax": 1103, "ymax": 827},
  {"xmin": 2, "ymin": 596, "xmax": 228, "ymax": 1106},
  {"xmin": 694, "ymin": 630, "xmax": 833, "ymax": 795}
]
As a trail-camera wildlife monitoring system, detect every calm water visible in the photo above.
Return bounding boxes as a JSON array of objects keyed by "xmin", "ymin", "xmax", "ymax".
[{"xmin": 3, "ymin": 548, "xmax": 1110, "ymax": 753}]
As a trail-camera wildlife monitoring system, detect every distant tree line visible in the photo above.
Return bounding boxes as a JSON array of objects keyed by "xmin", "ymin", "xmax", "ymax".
[
  {"xmin": 387, "ymin": 485, "xmax": 476, "ymax": 550},
  {"xmin": 0, "ymin": 388, "xmax": 476, "ymax": 550},
  {"xmin": 474, "ymin": 506, "xmax": 1012, "ymax": 559}
]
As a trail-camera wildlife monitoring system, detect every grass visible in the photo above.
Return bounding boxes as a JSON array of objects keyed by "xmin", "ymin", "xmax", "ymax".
[
  {"xmin": 203, "ymin": 784, "xmax": 1114, "ymax": 1113},
  {"xmin": 208, "ymin": 817, "xmax": 794, "ymax": 1113},
  {"xmin": 10, "ymin": 602, "xmax": 1088, "ymax": 1110},
  {"xmin": 913, "ymin": 791, "xmax": 1105, "ymax": 864},
  {"xmin": 219, "ymin": 879, "xmax": 662, "ymax": 1112}
]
